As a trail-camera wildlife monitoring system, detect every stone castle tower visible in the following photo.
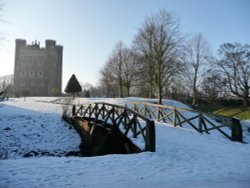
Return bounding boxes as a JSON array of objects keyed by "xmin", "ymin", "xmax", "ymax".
[{"xmin": 14, "ymin": 39, "xmax": 63, "ymax": 96}]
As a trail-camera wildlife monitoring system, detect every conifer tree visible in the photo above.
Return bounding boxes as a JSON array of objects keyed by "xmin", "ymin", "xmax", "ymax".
[{"xmin": 64, "ymin": 74, "xmax": 82, "ymax": 98}]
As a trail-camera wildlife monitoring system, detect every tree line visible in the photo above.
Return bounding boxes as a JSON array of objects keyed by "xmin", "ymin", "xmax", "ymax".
[{"xmin": 89, "ymin": 9, "xmax": 249, "ymax": 107}]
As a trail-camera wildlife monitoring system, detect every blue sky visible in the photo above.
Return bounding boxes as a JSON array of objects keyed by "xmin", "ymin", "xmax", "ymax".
[{"xmin": 1, "ymin": 0, "xmax": 249, "ymax": 88}]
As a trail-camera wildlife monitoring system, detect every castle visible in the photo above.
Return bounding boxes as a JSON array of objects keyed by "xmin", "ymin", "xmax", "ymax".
[{"xmin": 14, "ymin": 39, "xmax": 63, "ymax": 96}]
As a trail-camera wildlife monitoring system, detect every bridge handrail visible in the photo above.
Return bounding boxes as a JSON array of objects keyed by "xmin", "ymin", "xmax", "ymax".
[
  {"xmin": 76, "ymin": 102, "xmax": 150, "ymax": 121},
  {"xmin": 129, "ymin": 102, "xmax": 242, "ymax": 142}
]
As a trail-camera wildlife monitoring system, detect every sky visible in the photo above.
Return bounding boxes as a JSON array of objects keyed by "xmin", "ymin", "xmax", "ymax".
[{"xmin": 0, "ymin": 0, "xmax": 249, "ymax": 89}]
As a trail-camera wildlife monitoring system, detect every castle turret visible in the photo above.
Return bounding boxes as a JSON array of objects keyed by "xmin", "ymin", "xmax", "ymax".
[
  {"xmin": 15, "ymin": 39, "xmax": 26, "ymax": 47},
  {"xmin": 45, "ymin": 39, "xmax": 56, "ymax": 48}
]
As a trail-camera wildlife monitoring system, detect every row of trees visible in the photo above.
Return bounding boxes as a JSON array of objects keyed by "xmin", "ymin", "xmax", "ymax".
[{"xmin": 97, "ymin": 10, "xmax": 250, "ymax": 107}]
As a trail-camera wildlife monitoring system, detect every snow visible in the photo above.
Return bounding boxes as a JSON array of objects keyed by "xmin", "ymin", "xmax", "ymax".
[
  {"xmin": 1, "ymin": 97, "xmax": 250, "ymax": 188},
  {"xmin": 0, "ymin": 98, "xmax": 81, "ymax": 159}
]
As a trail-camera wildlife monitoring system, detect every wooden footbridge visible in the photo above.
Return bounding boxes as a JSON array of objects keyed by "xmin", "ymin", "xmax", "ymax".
[
  {"xmin": 63, "ymin": 102, "xmax": 156, "ymax": 155},
  {"xmin": 61, "ymin": 100, "xmax": 242, "ymax": 156}
]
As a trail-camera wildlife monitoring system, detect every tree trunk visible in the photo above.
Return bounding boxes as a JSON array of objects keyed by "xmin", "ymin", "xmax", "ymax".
[
  {"xmin": 243, "ymin": 96, "xmax": 249, "ymax": 107},
  {"xmin": 192, "ymin": 88, "xmax": 196, "ymax": 107},
  {"xmin": 149, "ymin": 82, "xmax": 153, "ymax": 98},
  {"xmin": 118, "ymin": 48, "xmax": 123, "ymax": 98},
  {"xmin": 126, "ymin": 86, "xmax": 130, "ymax": 97},
  {"xmin": 157, "ymin": 87, "xmax": 162, "ymax": 104},
  {"xmin": 157, "ymin": 63, "xmax": 162, "ymax": 105},
  {"xmin": 119, "ymin": 84, "xmax": 123, "ymax": 98},
  {"xmin": 192, "ymin": 69, "xmax": 198, "ymax": 108},
  {"xmin": 148, "ymin": 66, "xmax": 154, "ymax": 98}
]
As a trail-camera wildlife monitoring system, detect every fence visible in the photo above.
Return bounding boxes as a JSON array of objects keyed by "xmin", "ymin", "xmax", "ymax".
[{"xmin": 130, "ymin": 102, "xmax": 242, "ymax": 142}]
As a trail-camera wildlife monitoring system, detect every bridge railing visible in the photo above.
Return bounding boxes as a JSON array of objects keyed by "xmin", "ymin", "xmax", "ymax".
[
  {"xmin": 68, "ymin": 102, "xmax": 155, "ymax": 152},
  {"xmin": 129, "ymin": 102, "xmax": 242, "ymax": 142}
]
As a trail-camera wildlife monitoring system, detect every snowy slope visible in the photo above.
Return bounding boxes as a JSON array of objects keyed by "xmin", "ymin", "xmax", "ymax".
[
  {"xmin": 1, "ymin": 97, "xmax": 250, "ymax": 188},
  {"xmin": 0, "ymin": 98, "xmax": 81, "ymax": 158}
]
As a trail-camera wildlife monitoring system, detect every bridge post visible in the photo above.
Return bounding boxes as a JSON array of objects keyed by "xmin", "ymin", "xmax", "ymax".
[
  {"xmin": 231, "ymin": 118, "xmax": 243, "ymax": 142},
  {"xmin": 72, "ymin": 105, "xmax": 76, "ymax": 116},
  {"xmin": 173, "ymin": 108, "xmax": 176, "ymax": 127},
  {"xmin": 95, "ymin": 103, "xmax": 98, "ymax": 120},
  {"xmin": 157, "ymin": 107, "xmax": 160, "ymax": 121},
  {"xmin": 146, "ymin": 120, "xmax": 156, "ymax": 152},
  {"xmin": 198, "ymin": 113, "xmax": 203, "ymax": 133}
]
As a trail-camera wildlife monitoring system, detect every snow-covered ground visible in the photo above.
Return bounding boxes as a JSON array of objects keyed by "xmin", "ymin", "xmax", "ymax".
[{"xmin": 1, "ymin": 97, "xmax": 250, "ymax": 188}]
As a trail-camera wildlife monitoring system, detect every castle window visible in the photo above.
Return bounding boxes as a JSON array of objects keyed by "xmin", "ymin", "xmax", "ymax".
[
  {"xmin": 38, "ymin": 71, "xmax": 43, "ymax": 77},
  {"xmin": 20, "ymin": 72, "xmax": 26, "ymax": 77},
  {"xmin": 20, "ymin": 81, "xmax": 25, "ymax": 86},
  {"xmin": 38, "ymin": 61, "xmax": 42, "ymax": 66},
  {"xmin": 29, "ymin": 71, "xmax": 34, "ymax": 77}
]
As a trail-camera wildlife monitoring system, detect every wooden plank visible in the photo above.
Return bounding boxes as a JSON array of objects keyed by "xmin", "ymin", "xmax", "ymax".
[
  {"xmin": 202, "ymin": 124, "xmax": 231, "ymax": 132},
  {"xmin": 157, "ymin": 108, "xmax": 166, "ymax": 120},
  {"xmin": 130, "ymin": 102, "xmax": 197, "ymax": 113},
  {"xmin": 157, "ymin": 108, "xmax": 166, "ymax": 122},
  {"xmin": 201, "ymin": 117, "xmax": 210, "ymax": 134},
  {"xmin": 173, "ymin": 109, "xmax": 176, "ymax": 127},
  {"xmin": 161, "ymin": 111, "xmax": 174, "ymax": 124},
  {"xmin": 175, "ymin": 111, "xmax": 182, "ymax": 127},
  {"xmin": 203, "ymin": 116, "xmax": 231, "ymax": 139},
  {"xmin": 124, "ymin": 116, "xmax": 135, "ymax": 136},
  {"xmin": 176, "ymin": 114, "xmax": 199, "ymax": 127},
  {"xmin": 115, "ymin": 111, "xmax": 127, "ymax": 127},
  {"xmin": 145, "ymin": 107, "xmax": 157, "ymax": 119},
  {"xmin": 146, "ymin": 120, "xmax": 155, "ymax": 152},
  {"xmin": 144, "ymin": 104, "xmax": 147, "ymax": 117},
  {"xmin": 145, "ymin": 107, "xmax": 152, "ymax": 118},
  {"xmin": 135, "ymin": 117, "xmax": 146, "ymax": 141},
  {"xmin": 175, "ymin": 111, "xmax": 201, "ymax": 133},
  {"xmin": 198, "ymin": 113, "xmax": 202, "ymax": 132},
  {"xmin": 135, "ymin": 127, "xmax": 147, "ymax": 137}
]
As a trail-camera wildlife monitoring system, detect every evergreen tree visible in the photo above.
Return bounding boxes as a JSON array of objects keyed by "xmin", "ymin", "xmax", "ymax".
[{"xmin": 64, "ymin": 74, "xmax": 82, "ymax": 98}]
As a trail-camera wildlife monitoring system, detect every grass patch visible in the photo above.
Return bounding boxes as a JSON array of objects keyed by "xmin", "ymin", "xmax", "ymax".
[
  {"xmin": 213, "ymin": 108, "xmax": 250, "ymax": 120},
  {"xmin": 193, "ymin": 104, "xmax": 219, "ymax": 113},
  {"xmin": 181, "ymin": 99, "xmax": 250, "ymax": 120}
]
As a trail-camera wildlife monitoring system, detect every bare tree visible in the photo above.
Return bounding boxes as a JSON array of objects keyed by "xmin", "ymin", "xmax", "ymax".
[
  {"xmin": 217, "ymin": 43, "xmax": 250, "ymax": 107},
  {"xmin": 183, "ymin": 33, "xmax": 211, "ymax": 107},
  {"xmin": 133, "ymin": 18, "xmax": 155, "ymax": 98},
  {"xmin": 133, "ymin": 9, "xmax": 182, "ymax": 104},
  {"xmin": 104, "ymin": 41, "xmax": 125, "ymax": 97},
  {"xmin": 99, "ymin": 42, "xmax": 124, "ymax": 98},
  {"xmin": 100, "ymin": 41, "xmax": 141, "ymax": 98},
  {"xmin": 122, "ymin": 49, "xmax": 140, "ymax": 96},
  {"xmin": 80, "ymin": 82, "xmax": 94, "ymax": 97},
  {"xmin": 99, "ymin": 65, "xmax": 118, "ymax": 97},
  {"xmin": 80, "ymin": 82, "xmax": 93, "ymax": 91},
  {"xmin": 201, "ymin": 71, "xmax": 226, "ymax": 102}
]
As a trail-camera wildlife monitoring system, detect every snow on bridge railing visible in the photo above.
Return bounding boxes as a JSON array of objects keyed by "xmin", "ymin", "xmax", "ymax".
[{"xmin": 129, "ymin": 102, "xmax": 242, "ymax": 142}]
